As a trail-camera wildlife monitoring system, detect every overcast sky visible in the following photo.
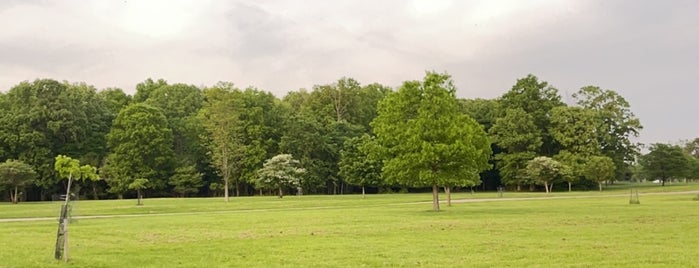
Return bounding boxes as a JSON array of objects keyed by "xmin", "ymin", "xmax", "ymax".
[{"xmin": 1, "ymin": 0, "xmax": 697, "ymax": 145}]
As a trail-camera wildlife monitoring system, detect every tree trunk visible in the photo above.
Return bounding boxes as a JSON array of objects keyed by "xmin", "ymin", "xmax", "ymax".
[
  {"xmin": 544, "ymin": 182, "xmax": 549, "ymax": 193},
  {"xmin": 63, "ymin": 217, "xmax": 69, "ymax": 262},
  {"xmin": 92, "ymin": 184, "xmax": 99, "ymax": 200},
  {"xmin": 661, "ymin": 178, "xmax": 666, "ymax": 187},
  {"xmin": 445, "ymin": 186, "xmax": 452, "ymax": 207},
  {"xmin": 235, "ymin": 177, "xmax": 240, "ymax": 197},
  {"xmin": 224, "ymin": 176, "xmax": 230, "ymax": 202},
  {"xmin": 431, "ymin": 185, "xmax": 440, "ymax": 211},
  {"xmin": 549, "ymin": 183, "xmax": 554, "ymax": 193},
  {"xmin": 278, "ymin": 187, "xmax": 283, "ymax": 198},
  {"xmin": 516, "ymin": 184, "xmax": 521, "ymax": 192},
  {"xmin": 598, "ymin": 182, "xmax": 603, "ymax": 191},
  {"xmin": 62, "ymin": 174, "xmax": 73, "ymax": 262},
  {"xmin": 12, "ymin": 186, "xmax": 18, "ymax": 204},
  {"xmin": 361, "ymin": 186, "xmax": 365, "ymax": 199},
  {"xmin": 137, "ymin": 190, "xmax": 143, "ymax": 206},
  {"xmin": 568, "ymin": 182, "xmax": 572, "ymax": 192}
]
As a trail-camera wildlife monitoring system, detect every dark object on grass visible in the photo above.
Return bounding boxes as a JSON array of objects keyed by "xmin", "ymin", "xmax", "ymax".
[{"xmin": 629, "ymin": 189, "xmax": 640, "ymax": 204}]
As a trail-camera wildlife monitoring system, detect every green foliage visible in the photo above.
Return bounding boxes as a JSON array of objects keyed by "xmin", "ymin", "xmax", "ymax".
[
  {"xmin": 550, "ymin": 106, "xmax": 600, "ymax": 156},
  {"xmin": 490, "ymin": 108, "xmax": 542, "ymax": 152},
  {"xmin": 54, "ymin": 155, "xmax": 99, "ymax": 182},
  {"xmin": 460, "ymin": 98, "xmax": 501, "ymax": 132},
  {"xmin": 198, "ymin": 83, "xmax": 242, "ymax": 201},
  {"xmin": 128, "ymin": 178, "xmax": 149, "ymax": 205},
  {"xmin": 499, "ymin": 74, "xmax": 565, "ymax": 155},
  {"xmin": 128, "ymin": 178, "xmax": 149, "ymax": 191},
  {"xmin": 105, "ymin": 103, "xmax": 174, "ymax": 193},
  {"xmin": 0, "ymin": 159, "xmax": 37, "ymax": 203},
  {"xmin": 573, "ymin": 86, "xmax": 642, "ymax": 178},
  {"xmin": 133, "ymin": 78, "xmax": 167, "ymax": 103},
  {"xmin": 145, "ymin": 83, "xmax": 206, "ymax": 169},
  {"xmin": 496, "ymin": 152, "xmax": 536, "ymax": 187},
  {"xmin": 0, "ymin": 80, "xmax": 112, "ymax": 194},
  {"xmin": 256, "ymin": 154, "xmax": 306, "ymax": 197},
  {"xmin": 583, "ymin": 155, "xmax": 616, "ymax": 191},
  {"xmin": 338, "ymin": 135, "xmax": 383, "ymax": 190},
  {"xmin": 280, "ymin": 114, "xmax": 336, "ymax": 193},
  {"xmin": 97, "ymin": 88, "xmax": 132, "ymax": 117},
  {"xmin": 169, "ymin": 165, "xmax": 203, "ymax": 197},
  {"xmin": 639, "ymin": 143, "xmax": 689, "ymax": 185},
  {"xmin": 234, "ymin": 88, "xmax": 286, "ymax": 190},
  {"xmin": 54, "ymin": 155, "xmax": 81, "ymax": 180},
  {"xmin": 525, "ymin": 156, "xmax": 569, "ymax": 193},
  {"xmin": 553, "ymin": 151, "xmax": 585, "ymax": 190},
  {"xmin": 372, "ymin": 71, "xmax": 491, "ymax": 210}
]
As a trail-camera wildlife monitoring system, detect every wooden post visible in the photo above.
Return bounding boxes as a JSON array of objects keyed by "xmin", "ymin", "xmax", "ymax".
[{"xmin": 55, "ymin": 173, "xmax": 73, "ymax": 261}]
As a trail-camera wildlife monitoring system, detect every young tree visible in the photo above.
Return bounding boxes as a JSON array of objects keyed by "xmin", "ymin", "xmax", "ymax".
[
  {"xmin": 639, "ymin": 143, "xmax": 689, "ymax": 186},
  {"xmin": 256, "ymin": 154, "xmax": 305, "ymax": 198},
  {"xmin": 372, "ymin": 72, "xmax": 491, "ymax": 211},
  {"xmin": 198, "ymin": 83, "xmax": 242, "ymax": 202},
  {"xmin": 0, "ymin": 160, "xmax": 37, "ymax": 204},
  {"xmin": 53, "ymin": 155, "xmax": 98, "ymax": 262},
  {"xmin": 525, "ymin": 156, "xmax": 568, "ymax": 193},
  {"xmin": 129, "ymin": 178, "xmax": 149, "ymax": 206},
  {"xmin": 583, "ymin": 156, "xmax": 616, "ymax": 191},
  {"xmin": 553, "ymin": 151, "xmax": 584, "ymax": 192}
]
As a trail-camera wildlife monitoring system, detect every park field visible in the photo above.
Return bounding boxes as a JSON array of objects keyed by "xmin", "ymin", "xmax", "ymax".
[{"xmin": 1, "ymin": 183, "xmax": 698, "ymax": 267}]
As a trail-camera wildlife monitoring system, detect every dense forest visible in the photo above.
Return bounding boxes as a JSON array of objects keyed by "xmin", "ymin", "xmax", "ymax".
[{"xmin": 1, "ymin": 72, "xmax": 698, "ymax": 203}]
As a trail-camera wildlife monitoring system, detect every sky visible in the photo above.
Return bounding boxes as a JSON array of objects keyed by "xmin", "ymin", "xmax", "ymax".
[{"xmin": 0, "ymin": 0, "xmax": 697, "ymax": 146}]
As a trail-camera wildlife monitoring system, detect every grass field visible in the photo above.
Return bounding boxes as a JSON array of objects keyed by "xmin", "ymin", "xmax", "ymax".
[{"xmin": 1, "ymin": 182, "xmax": 698, "ymax": 267}]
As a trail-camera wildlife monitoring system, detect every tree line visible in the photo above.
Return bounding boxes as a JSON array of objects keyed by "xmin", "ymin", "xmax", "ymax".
[{"xmin": 1, "ymin": 72, "xmax": 697, "ymax": 206}]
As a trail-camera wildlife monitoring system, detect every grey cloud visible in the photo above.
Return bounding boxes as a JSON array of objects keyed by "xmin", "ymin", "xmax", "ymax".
[{"xmin": 1, "ymin": 0, "xmax": 697, "ymax": 144}]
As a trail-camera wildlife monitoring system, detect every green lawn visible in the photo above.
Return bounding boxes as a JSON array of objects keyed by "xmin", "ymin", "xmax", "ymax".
[{"xmin": 1, "ymin": 183, "xmax": 698, "ymax": 267}]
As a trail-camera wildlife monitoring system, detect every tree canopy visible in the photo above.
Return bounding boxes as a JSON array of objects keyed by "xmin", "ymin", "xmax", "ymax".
[{"xmin": 372, "ymin": 72, "xmax": 491, "ymax": 211}]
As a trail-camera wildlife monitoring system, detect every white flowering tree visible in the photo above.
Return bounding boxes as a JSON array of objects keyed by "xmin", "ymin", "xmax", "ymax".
[{"xmin": 256, "ymin": 154, "xmax": 305, "ymax": 198}]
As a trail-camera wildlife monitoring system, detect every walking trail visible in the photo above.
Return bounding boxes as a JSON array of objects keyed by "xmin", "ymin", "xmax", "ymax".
[{"xmin": 2, "ymin": 190, "xmax": 697, "ymax": 223}]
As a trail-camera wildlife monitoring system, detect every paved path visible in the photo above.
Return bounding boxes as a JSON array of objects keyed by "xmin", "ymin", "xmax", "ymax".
[{"xmin": 2, "ymin": 190, "xmax": 697, "ymax": 223}]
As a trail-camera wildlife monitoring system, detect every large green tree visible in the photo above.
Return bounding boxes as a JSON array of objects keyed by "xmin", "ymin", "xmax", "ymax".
[
  {"xmin": 0, "ymin": 80, "xmax": 111, "ymax": 199},
  {"xmin": 338, "ymin": 135, "xmax": 383, "ymax": 198},
  {"xmin": 145, "ymin": 83, "xmax": 205, "ymax": 167},
  {"xmin": 549, "ymin": 106, "xmax": 605, "ymax": 189},
  {"xmin": 499, "ymin": 74, "xmax": 565, "ymax": 156},
  {"xmin": 573, "ymin": 86, "xmax": 642, "ymax": 179},
  {"xmin": 550, "ymin": 106, "xmax": 600, "ymax": 156},
  {"xmin": 639, "ymin": 143, "xmax": 689, "ymax": 186},
  {"xmin": 234, "ymin": 88, "xmax": 285, "ymax": 195},
  {"xmin": 104, "ymin": 103, "xmax": 174, "ymax": 196},
  {"xmin": 372, "ymin": 72, "xmax": 491, "ymax": 211},
  {"xmin": 489, "ymin": 108, "xmax": 541, "ymax": 190},
  {"xmin": 0, "ymin": 159, "xmax": 37, "ymax": 204}
]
